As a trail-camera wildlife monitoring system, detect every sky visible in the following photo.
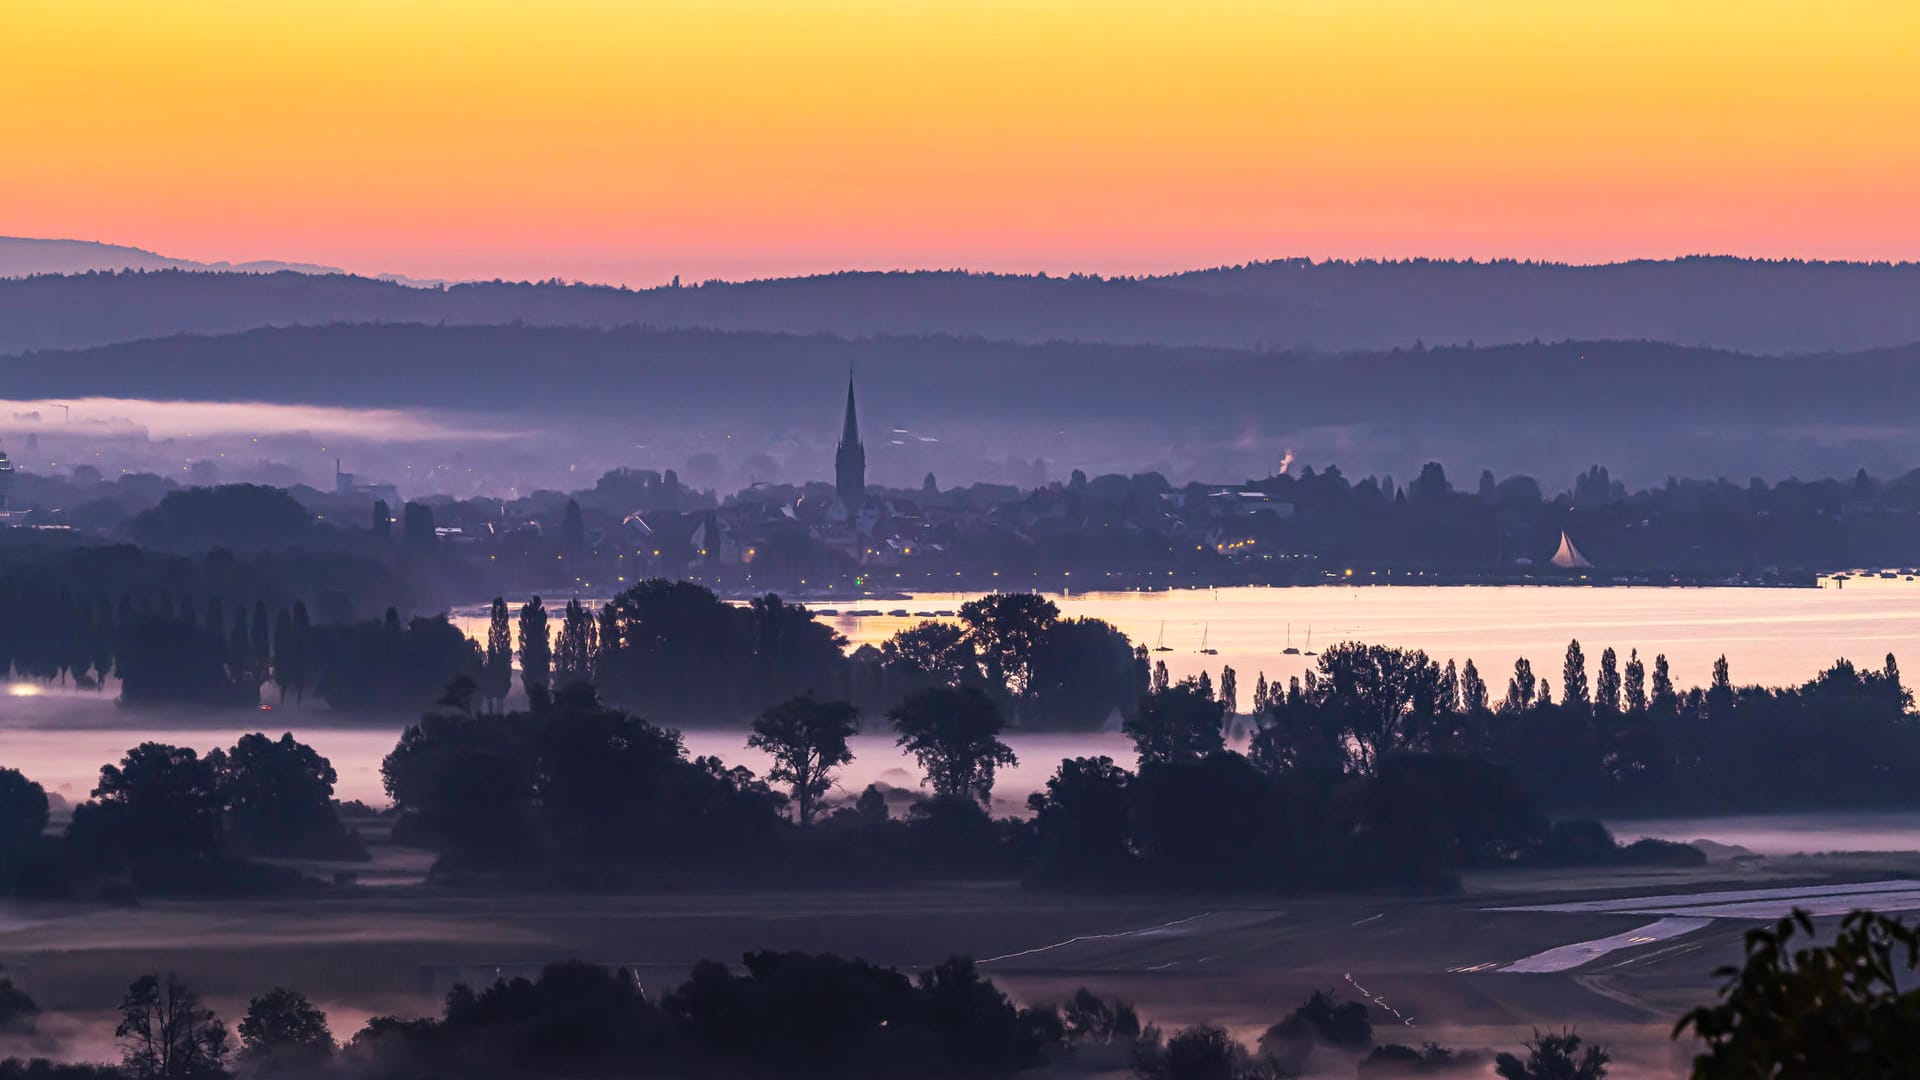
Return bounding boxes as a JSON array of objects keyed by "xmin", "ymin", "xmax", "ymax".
[{"xmin": 5, "ymin": 0, "xmax": 1918, "ymax": 285}]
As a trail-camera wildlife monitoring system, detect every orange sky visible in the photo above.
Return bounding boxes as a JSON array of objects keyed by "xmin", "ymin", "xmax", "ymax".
[{"xmin": 5, "ymin": 0, "xmax": 1918, "ymax": 284}]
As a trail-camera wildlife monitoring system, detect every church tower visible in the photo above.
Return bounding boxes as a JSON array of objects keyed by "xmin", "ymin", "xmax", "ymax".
[{"xmin": 835, "ymin": 373, "xmax": 866, "ymax": 508}]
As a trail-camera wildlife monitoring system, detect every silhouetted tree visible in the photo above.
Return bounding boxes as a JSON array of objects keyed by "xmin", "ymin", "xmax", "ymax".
[
  {"xmin": 749, "ymin": 696, "xmax": 859, "ymax": 826},
  {"xmin": 1027, "ymin": 756, "xmax": 1133, "ymax": 885},
  {"xmin": 553, "ymin": 599, "xmax": 598, "ymax": 689},
  {"xmin": 213, "ymin": 733, "xmax": 364, "ymax": 860},
  {"xmin": 1594, "ymin": 647, "xmax": 1620, "ymax": 713},
  {"xmin": 0, "ymin": 962, "xmax": 37, "ymax": 1033},
  {"xmin": 129, "ymin": 485, "xmax": 312, "ymax": 552},
  {"xmin": 116, "ymin": 973, "xmax": 229, "ymax": 1080},
  {"xmin": 237, "ymin": 987, "xmax": 332, "ymax": 1075},
  {"xmin": 889, "ymin": 687, "xmax": 1017, "ymax": 806},
  {"xmin": 1708, "ymin": 654, "xmax": 1734, "ymax": 719},
  {"xmin": 0, "ymin": 768, "xmax": 49, "ymax": 869},
  {"xmin": 1494, "ymin": 1030, "xmax": 1607, "ymax": 1080},
  {"xmin": 1677, "ymin": 910, "xmax": 1920, "ymax": 1078},
  {"xmin": 1562, "ymin": 640, "xmax": 1590, "ymax": 709},
  {"xmin": 1461, "ymin": 659, "xmax": 1488, "ymax": 713},
  {"xmin": 1027, "ymin": 617, "xmax": 1143, "ymax": 729},
  {"xmin": 92, "ymin": 594, "xmax": 116, "ymax": 688},
  {"xmin": 1623, "ymin": 649, "xmax": 1647, "ymax": 712},
  {"xmin": 482, "ymin": 597, "xmax": 512, "ymax": 712},
  {"xmin": 1125, "ymin": 681, "xmax": 1227, "ymax": 766},
  {"xmin": 402, "ymin": 501, "xmax": 435, "ymax": 552},
  {"xmin": 1651, "ymin": 654, "xmax": 1676, "ymax": 713},
  {"xmin": 249, "ymin": 601, "xmax": 270, "ymax": 688},
  {"xmin": 116, "ymin": 616, "xmax": 237, "ymax": 706},
  {"xmin": 1505, "ymin": 658, "xmax": 1537, "ymax": 713},
  {"xmin": 1138, "ymin": 1024, "xmax": 1255, "ymax": 1080},
  {"xmin": 958, "ymin": 593, "xmax": 1058, "ymax": 702},
  {"xmin": 308, "ymin": 614, "xmax": 481, "ymax": 713},
  {"xmin": 68, "ymin": 744, "xmax": 224, "ymax": 874},
  {"xmin": 882, "ymin": 621, "xmax": 976, "ymax": 688},
  {"xmin": 517, "ymin": 597, "xmax": 551, "ymax": 709},
  {"xmin": 1260, "ymin": 989, "xmax": 1373, "ymax": 1069}
]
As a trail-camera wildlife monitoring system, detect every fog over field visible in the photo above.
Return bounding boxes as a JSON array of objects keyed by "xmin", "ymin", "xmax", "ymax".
[{"xmin": 11, "ymin": 0, "xmax": 1920, "ymax": 1072}]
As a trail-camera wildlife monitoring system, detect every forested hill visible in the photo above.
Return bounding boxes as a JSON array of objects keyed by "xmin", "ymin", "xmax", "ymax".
[
  {"xmin": 4, "ymin": 256, "xmax": 1920, "ymax": 354},
  {"xmin": 7, "ymin": 321, "xmax": 1920, "ymax": 434},
  {"xmin": 0, "ymin": 236, "xmax": 355, "ymax": 280}
]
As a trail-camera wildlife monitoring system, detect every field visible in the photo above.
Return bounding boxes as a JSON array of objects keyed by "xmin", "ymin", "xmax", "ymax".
[{"xmin": 9, "ymin": 852, "xmax": 1920, "ymax": 1074}]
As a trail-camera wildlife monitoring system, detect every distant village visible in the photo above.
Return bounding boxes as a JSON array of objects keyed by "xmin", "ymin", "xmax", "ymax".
[{"xmin": 3, "ymin": 371, "xmax": 1911, "ymax": 598}]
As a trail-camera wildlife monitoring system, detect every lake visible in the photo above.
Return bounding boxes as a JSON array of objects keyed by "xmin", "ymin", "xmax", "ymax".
[
  {"xmin": 452, "ymin": 574, "xmax": 1920, "ymax": 690},
  {"xmin": 9, "ymin": 577, "xmax": 1920, "ymax": 852}
]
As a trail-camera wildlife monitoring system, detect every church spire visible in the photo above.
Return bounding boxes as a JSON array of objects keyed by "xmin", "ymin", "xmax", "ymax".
[
  {"xmin": 840, "ymin": 371, "xmax": 861, "ymax": 449},
  {"xmin": 835, "ymin": 370, "xmax": 867, "ymax": 508}
]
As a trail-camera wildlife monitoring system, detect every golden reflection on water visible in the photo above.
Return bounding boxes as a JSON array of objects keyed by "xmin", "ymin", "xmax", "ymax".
[{"xmin": 11, "ymin": 579, "xmax": 1920, "ymax": 832}]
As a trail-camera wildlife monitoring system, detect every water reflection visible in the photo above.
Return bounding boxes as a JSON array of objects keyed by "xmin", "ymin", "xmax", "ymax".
[
  {"xmin": 13, "ymin": 578, "xmax": 1920, "ymax": 849},
  {"xmin": 454, "ymin": 577, "xmax": 1920, "ymax": 690}
]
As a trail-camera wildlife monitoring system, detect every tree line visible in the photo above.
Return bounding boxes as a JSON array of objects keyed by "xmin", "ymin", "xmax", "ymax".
[
  {"xmin": 0, "ymin": 954, "xmax": 1611, "ymax": 1080},
  {"xmin": 0, "ymin": 734, "xmax": 364, "ymax": 900},
  {"xmin": 15, "ymin": 903, "xmax": 1920, "ymax": 1079},
  {"xmin": 477, "ymin": 585, "xmax": 1141, "ymax": 728},
  {"xmin": 380, "ymin": 665, "xmax": 1694, "ymax": 894},
  {"xmin": 1245, "ymin": 639, "xmax": 1915, "ymax": 814},
  {"xmin": 0, "ymin": 582, "xmax": 479, "ymax": 713}
]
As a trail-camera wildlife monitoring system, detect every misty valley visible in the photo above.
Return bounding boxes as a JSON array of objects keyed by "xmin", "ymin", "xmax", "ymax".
[{"xmin": 7, "ymin": 18, "xmax": 1920, "ymax": 1066}]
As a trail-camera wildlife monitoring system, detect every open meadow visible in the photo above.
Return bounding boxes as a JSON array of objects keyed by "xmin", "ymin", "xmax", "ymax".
[{"xmin": 9, "ymin": 849, "xmax": 1920, "ymax": 1074}]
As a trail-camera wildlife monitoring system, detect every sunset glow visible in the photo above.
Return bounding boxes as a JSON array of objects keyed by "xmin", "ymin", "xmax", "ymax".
[{"xmin": 6, "ymin": 0, "xmax": 1918, "ymax": 283}]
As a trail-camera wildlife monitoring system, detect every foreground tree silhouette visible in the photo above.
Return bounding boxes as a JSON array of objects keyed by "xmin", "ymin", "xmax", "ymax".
[
  {"xmin": 1562, "ymin": 639, "xmax": 1590, "ymax": 710},
  {"xmin": 0, "ymin": 963, "xmax": 37, "ymax": 1033},
  {"xmin": 69, "ymin": 744, "xmax": 224, "ymax": 872},
  {"xmin": 516, "ymin": 597, "xmax": 551, "ymax": 709},
  {"xmin": 1062, "ymin": 987, "xmax": 1141, "ymax": 1044},
  {"xmin": 1136, "ymin": 1023, "xmax": 1266, "ymax": 1080},
  {"xmin": 1677, "ymin": 909, "xmax": 1920, "ymax": 1078},
  {"xmin": 1494, "ymin": 1029, "xmax": 1607, "ymax": 1080},
  {"xmin": 212, "ymin": 733, "xmax": 364, "ymax": 861},
  {"xmin": 882, "ymin": 621, "xmax": 976, "ymax": 688},
  {"xmin": 750, "ymin": 696, "xmax": 859, "ymax": 826},
  {"xmin": 116, "ymin": 974, "xmax": 229, "ymax": 1080},
  {"xmin": 481, "ymin": 597, "xmax": 512, "ymax": 712},
  {"xmin": 0, "ymin": 768, "xmax": 49, "ymax": 866},
  {"xmin": 958, "ymin": 592, "xmax": 1058, "ymax": 701},
  {"xmin": 889, "ymin": 687, "xmax": 1017, "ymax": 806},
  {"xmin": 553, "ymin": 598, "xmax": 598, "ymax": 689},
  {"xmin": 1124, "ymin": 680, "xmax": 1227, "ymax": 766},
  {"xmin": 237, "ymin": 987, "xmax": 332, "ymax": 1074}
]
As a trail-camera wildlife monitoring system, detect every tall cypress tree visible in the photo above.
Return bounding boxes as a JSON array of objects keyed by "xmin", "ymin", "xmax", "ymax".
[
  {"xmin": 483, "ymin": 597, "xmax": 513, "ymax": 712},
  {"xmin": 251, "ymin": 601, "xmax": 272, "ymax": 688},
  {"xmin": 518, "ymin": 597, "xmax": 552, "ymax": 708},
  {"xmin": 1595, "ymin": 647, "xmax": 1621, "ymax": 713},
  {"xmin": 273, "ymin": 607, "xmax": 296, "ymax": 704}
]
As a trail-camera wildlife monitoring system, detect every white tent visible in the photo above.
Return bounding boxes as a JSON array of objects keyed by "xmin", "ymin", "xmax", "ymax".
[{"xmin": 1550, "ymin": 530, "xmax": 1593, "ymax": 569}]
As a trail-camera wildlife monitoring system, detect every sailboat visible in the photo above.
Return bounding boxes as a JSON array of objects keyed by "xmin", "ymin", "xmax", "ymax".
[
  {"xmin": 1304, "ymin": 624, "xmax": 1316, "ymax": 657},
  {"xmin": 1550, "ymin": 529, "xmax": 1593, "ymax": 570},
  {"xmin": 1283, "ymin": 622, "xmax": 1301, "ymax": 655},
  {"xmin": 1153, "ymin": 621, "xmax": 1173, "ymax": 653},
  {"xmin": 1199, "ymin": 623, "xmax": 1218, "ymax": 655}
]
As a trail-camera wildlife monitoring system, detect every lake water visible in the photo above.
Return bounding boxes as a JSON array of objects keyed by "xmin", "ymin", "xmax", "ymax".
[
  {"xmin": 9, "ymin": 578, "xmax": 1920, "ymax": 852},
  {"xmin": 453, "ymin": 574, "xmax": 1920, "ymax": 690}
]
